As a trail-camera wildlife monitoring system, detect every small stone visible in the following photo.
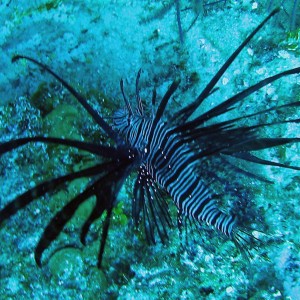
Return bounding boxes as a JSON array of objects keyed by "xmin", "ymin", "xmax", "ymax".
[
  {"xmin": 278, "ymin": 50, "xmax": 290, "ymax": 59},
  {"xmin": 222, "ymin": 77, "xmax": 229, "ymax": 85},
  {"xmin": 49, "ymin": 248, "xmax": 84, "ymax": 280},
  {"xmin": 226, "ymin": 286, "xmax": 234, "ymax": 294}
]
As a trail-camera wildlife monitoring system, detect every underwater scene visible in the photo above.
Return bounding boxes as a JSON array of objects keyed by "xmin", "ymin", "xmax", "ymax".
[{"xmin": 0, "ymin": 0, "xmax": 299, "ymax": 299}]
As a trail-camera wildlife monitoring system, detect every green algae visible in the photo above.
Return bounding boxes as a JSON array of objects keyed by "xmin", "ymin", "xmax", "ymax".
[
  {"xmin": 10, "ymin": 0, "xmax": 61, "ymax": 28},
  {"xmin": 40, "ymin": 101, "xmax": 100, "ymax": 226},
  {"xmin": 284, "ymin": 28, "xmax": 300, "ymax": 54},
  {"xmin": 42, "ymin": 0, "xmax": 61, "ymax": 12},
  {"xmin": 113, "ymin": 201, "xmax": 129, "ymax": 227},
  {"xmin": 43, "ymin": 103, "xmax": 82, "ymax": 140},
  {"xmin": 30, "ymin": 82, "xmax": 56, "ymax": 117}
]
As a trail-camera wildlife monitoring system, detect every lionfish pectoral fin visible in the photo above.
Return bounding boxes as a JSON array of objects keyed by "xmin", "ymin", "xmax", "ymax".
[
  {"xmin": 177, "ymin": 212, "xmax": 191, "ymax": 250},
  {"xmin": 34, "ymin": 182, "xmax": 96, "ymax": 267},
  {"xmin": 80, "ymin": 200, "xmax": 105, "ymax": 246},
  {"xmin": 12, "ymin": 55, "xmax": 118, "ymax": 142},
  {"xmin": 80, "ymin": 180, "xmax": 118, "ymax": 246},
  {"xmin": 93, "ymin": 163, "xmax": 134, "ymax": 268},
  {"xmin": 97, "ymin": 207, "xmax": 113, "ymax": 268},
  {"xmin": 0, "ymin": 164, "xmax": 105, "ymax": 225},
  {"xmin": 0, "ymin": 136, "xmax": 121, "ymax": 158},
  {"xmin": 220, "ymin": 138, "xmax": 300, "ymax": 171},
  {"xmin": 79, "ymin": 162, "xmax": 134, "ymax": 267}
]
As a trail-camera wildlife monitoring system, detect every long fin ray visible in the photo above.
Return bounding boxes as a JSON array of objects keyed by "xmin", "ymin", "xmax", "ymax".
[
  {"xmin": 0, "ymin": 136, "xmax": 120, "ymax": 158},
  {"xmin": 172, "ymin": 8, "xmax": 281, "ymax": 123},
  {"xmin": 230, "ymin": 152, "xmax": 300, "ymax": 170},
  {"xmin": 34, "ymin": 180, "xmax": 97, "ymax": 266},
  {"xmin": 80, "ymin": 198, "xmax": 105, "ymax": 245},
  {"xmin": 178, "ymin": 67, "xmax": 300, "ymax": 131},
  {"xmin": 0, "ymin": 163, "xmax": 114, "ymax": 224},
  {"xmin": 147, "ymin": 79, "xmax": 181, "ymax": 149},
  {"xmin": 224, "ymin": 137, "xmax": 300, "ymax": 153},
  {"xmin": 12, "ymin": 55, "xmax": 119, "ymax": 142}
]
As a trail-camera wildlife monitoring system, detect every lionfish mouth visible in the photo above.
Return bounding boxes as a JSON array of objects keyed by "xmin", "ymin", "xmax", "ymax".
[{"xmin": 0, "ymin": 8, "xmax": 299, "ymax": 269}]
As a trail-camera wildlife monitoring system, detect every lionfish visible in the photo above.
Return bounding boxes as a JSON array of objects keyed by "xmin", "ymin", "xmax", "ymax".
[{"xmin": 0, "ymin": 9, "xmax": 299, "ymax": 268}]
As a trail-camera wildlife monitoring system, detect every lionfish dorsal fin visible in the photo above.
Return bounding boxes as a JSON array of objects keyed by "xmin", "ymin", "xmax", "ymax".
[{"xmin": 171, "ymin": 8, "xmax": 280, "ymax": 123}]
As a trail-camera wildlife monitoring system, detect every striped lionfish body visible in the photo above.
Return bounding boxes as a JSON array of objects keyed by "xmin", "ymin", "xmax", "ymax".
[
  {"xmin": 1, "ymin": 9, "xmax": 300, "ymax": 268},
  {"xmin": 114, "ymin": 109, "xmax": 235, "ymax": 241}
]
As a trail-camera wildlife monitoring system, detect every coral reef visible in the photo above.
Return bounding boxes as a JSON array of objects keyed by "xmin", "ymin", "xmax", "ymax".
[{"xmin": 0, "ymin": 0, "xmax": 299, "ymax": 299}]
